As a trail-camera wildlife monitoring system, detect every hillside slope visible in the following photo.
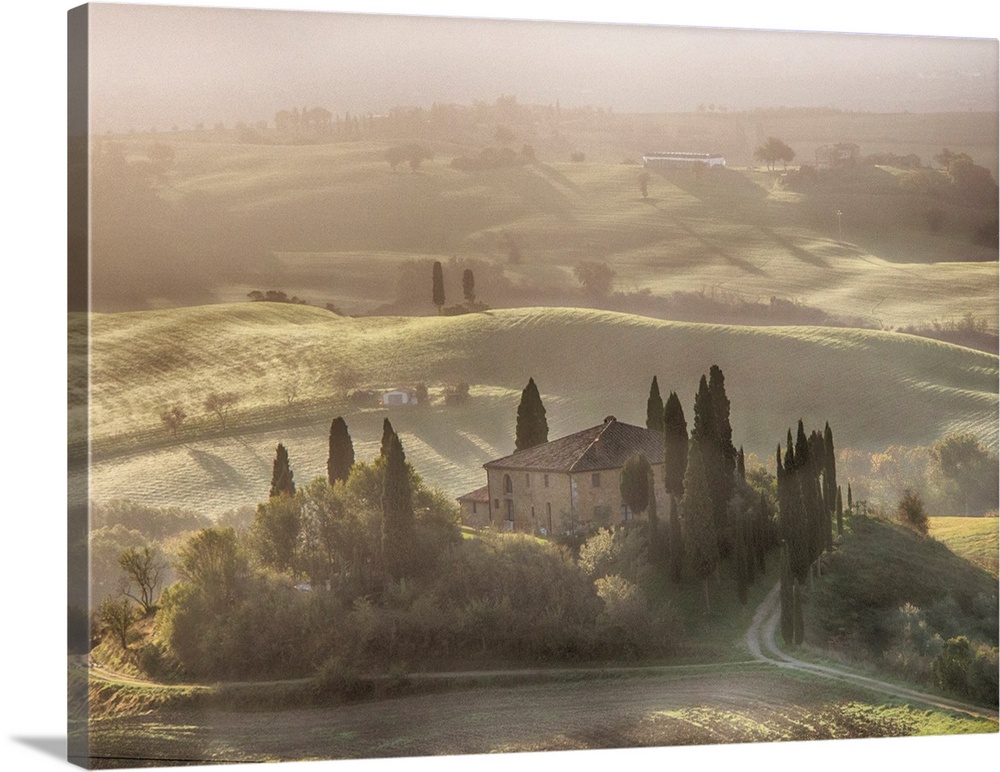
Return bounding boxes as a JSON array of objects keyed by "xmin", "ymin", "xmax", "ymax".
[
  {"xmin": 92, "ymin": 133, "xmax": 998, "ymax": 328},
  {"xmin": 77, "ymin": 303, "xmax": 998, "ymax": 515}
]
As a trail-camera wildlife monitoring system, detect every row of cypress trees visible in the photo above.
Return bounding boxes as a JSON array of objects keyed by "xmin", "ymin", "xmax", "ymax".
[
  {"xmin": 647, "ymin": 369, "xmax": 783, "ymax": 611},
  {"xmin": 775, "ymin": 419, "xmax": 842, "ymax": 643},
  {"xmin": 264, "ymin": 414, "xmax": 417, "ymax": 583}
]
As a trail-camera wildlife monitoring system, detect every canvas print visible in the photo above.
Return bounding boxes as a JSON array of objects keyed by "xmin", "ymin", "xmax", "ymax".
[{"xmin": 67, "ymin": 3, "xmax": 1000, "ymax": 768}]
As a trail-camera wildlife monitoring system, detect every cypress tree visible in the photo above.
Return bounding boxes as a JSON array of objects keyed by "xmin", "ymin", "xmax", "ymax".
[
  {"xmin": 836, "ymin": 485, "xmax": 844, "ymax": 535},
  {"xmin": 269, "ymin": 442, "xmax": 296, "ymax": 498},
  {"xmin": 514, "ymin": 377, "xmax": 548, "ymax": 451},
  {"xmin": 743, "ymin": 506, "xmax": 756, "ymax": 587},
  {"xmin": 432, "ymin": 260, "xmax": 445, "ymax": 312},
  {"xmin": 708, "ymin": 365, "xmax": 736, "ymax": 470},
  {"xmin": 668, "ymin": 494, "xmax": 684, "ymax": 584},
  {"xmin": 327, "ymin": 416, "xmax": 355, "ymax": 485},
  {"xmin": 620, "ymin": 453, "xmax": 651, "ymax": 519},
  {"xmin": 792, "ymin": 579, "xmax": 805, "ymax": 645},
  {"xmin": 847, "ymin": 483, "xmax": 853, "ymax": 512},
  {"xmin": 779, "ymin": 541, "xmax": 794, "ymax": 644},
  {"xmin": 462, "ymin": 268, "xmax": 475, "ymax": 305},
  {"xmin": 823, "ymin": 422, "xmax": 837, "ymax": 504},
  {"xmin": 681, "ymin": 442, "xmax": 718, "ymax": 612},
  {"xmin": 755, "ymin": 492, "xmax": 769, "ymax": 573},
  {"xmin": 646, "ymin": 376, "xmax": 664, "ymax": 432},
  {"xmin": 737, "ymin": 445, "xmax": 746, "ymax": 480},
  {"xmin": 381, "ymin": 427, "xmax": 415, "ymax": 581},
  {"xmin": 380, "ymin": 417, "xmax": 394, "ymax": 458},
  {"xmin": 807, "ymin": 429, "xmax": 826, "ymax": 568},
  {"xmin": 663, "ymin": 391, "xmax": 688, "ymax": 501},
  {"xmin": 735, "ymin": 527, "xmax": 749, "ymax": 606},
  {"xmin": 692, "ymin": 374, "xmax": 728, "ymax": 541}
]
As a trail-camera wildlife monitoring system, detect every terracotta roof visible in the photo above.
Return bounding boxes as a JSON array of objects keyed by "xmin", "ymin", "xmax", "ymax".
[
  {"xmin": 457, "ymin": 485, "xmax": 490, "ymax": 503},
  {"xmin": 484, "ymin": 419, "xmax": 663, "ymax": 473}
]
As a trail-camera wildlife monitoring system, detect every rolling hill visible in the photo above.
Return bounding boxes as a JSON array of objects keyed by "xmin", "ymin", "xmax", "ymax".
[
  {"xmin": 90, "ymin": 113, "xmax": 998, "ymax": 332},
  {"xmin": 74, "ymin": 303, "xmax": 998, "ymax": 516}
]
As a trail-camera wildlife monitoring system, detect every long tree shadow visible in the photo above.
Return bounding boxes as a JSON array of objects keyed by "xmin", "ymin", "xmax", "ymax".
[
  {"xmin": 676, "ymin": 221, "xmax": 768, "ymax": 276},
  {"xmin": 532, "ymin": 162, "xmax": 585, "ymax": 196},
  {"xmin": 187, "ymin": 448, "xmax": 247, "ymax": 488},
  {"xmin": 758, "ymin": 226, "xmax": 831, "ymax": 268},
  {"xmin": 650, "ymin": 166, "xmax": 770, "ymax": 210}
]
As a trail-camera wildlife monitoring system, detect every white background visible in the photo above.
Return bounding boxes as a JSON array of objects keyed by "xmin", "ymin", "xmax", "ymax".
[{"xmin": 1, "ymin": 1, "xmax": 997, "ymax": 771}]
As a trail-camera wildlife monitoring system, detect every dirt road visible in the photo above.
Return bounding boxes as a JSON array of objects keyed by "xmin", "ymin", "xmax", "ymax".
[{"xmin": 744, "ymin": 582, "xmax": 998, "ymax": 722}]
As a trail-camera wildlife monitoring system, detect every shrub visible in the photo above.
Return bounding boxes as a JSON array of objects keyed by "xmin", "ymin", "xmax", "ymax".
[
  {"xmin": 897, "ymin": 489, "xmax": 928, "ymax": 535},
  {"xmin": 933, "ymin": 636, "xmax": 974, "ymax": 695}
]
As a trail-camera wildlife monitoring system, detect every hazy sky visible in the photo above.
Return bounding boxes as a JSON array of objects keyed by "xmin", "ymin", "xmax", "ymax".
[{"xmin": 85, "ymin": 2, "xmax": 999, "ymax": 133}]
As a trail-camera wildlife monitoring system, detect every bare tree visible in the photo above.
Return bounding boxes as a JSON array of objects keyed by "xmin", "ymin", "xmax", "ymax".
[
  {"xmin": 159, "ymin": 404, "xmax": 186, "ymax": 436},
  {"xmin": 204, "ymin": 391, "xmax": 239, "ymax": 429},
  {"xmin": 118, "ymin": 546, "xmax": 164, "ymax": 615}
]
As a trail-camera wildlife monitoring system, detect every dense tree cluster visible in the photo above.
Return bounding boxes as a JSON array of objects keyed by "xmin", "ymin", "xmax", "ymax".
[{"xmin": 753, "ymin": 136, "xmax": 796, "ymax": 170}]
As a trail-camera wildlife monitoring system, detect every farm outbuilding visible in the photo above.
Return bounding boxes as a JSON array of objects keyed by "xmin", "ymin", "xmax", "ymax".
[
  {"xmin": 643, "ymin": 151, "xmax": 726, "ymax": 168},
  {"xmin": 380, "ymin": 388, "xmax": 418, "ymax": 407}
]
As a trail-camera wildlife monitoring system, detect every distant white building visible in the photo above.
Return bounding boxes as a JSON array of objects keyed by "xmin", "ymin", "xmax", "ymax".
[
  {"xmin": 380, "ymin": 388, "xmax": 418, "ymax": 407},
  {"xmin": 643, "ymin": 151, "xmax": 726, "ymax": 168}
]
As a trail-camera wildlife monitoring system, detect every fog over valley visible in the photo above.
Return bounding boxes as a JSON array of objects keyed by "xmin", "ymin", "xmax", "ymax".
[{"xmin": 88, "ymin": 4, "xmax": 999, "ymax": 133}]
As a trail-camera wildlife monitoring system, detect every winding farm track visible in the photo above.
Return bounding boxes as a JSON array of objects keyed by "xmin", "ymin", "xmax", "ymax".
[{"xmin": 745, "ymin": 583, "xmax": 999, "ymax": 722}]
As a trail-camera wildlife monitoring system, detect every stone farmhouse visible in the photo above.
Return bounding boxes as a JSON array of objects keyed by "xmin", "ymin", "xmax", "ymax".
[{"xmin": 459, "ymin": 417, "xmax": 668, "ymax": 535}]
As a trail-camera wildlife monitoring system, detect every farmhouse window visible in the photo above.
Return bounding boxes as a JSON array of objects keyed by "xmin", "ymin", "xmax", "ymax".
[
  {"xmin": 503, "ymin": 474, "xmax": 513, "ymax": 493},
  {"xmin": 543, "ymin": 474, "xmax": 549, "ymax": 487}
]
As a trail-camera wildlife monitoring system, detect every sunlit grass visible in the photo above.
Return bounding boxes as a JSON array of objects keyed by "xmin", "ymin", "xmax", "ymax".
[
  {"xmin": 928, "ymin": 516, "xmax": 999, "ymax": 577},
  {"xmin": 85, "ymin": 303, "xmax": 997, "ymax": 516}
]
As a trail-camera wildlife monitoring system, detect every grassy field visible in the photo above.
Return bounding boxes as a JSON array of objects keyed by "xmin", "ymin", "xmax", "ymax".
[
  {"xmin": 77, "ymin": 302, "xmax": 998, "ymax": 516},
  {"xmin": 83, "ymin": 666, "xmax": 995, "ymax": 766},
  {"xmin": 928, "ymin": 517, "xmax": 1000, "ymax": 577},
  {"xmin": 92, "ymin": 113, "xmax": 998, "ymax": 330}
]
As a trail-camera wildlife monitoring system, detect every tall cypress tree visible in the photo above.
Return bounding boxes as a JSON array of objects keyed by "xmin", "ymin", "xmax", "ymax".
[
  {"xmin": 514, "ymin": 377, "xmax": 548, "ymax": 451},
  {"xmin": 462, "ymin": 268, "xmax": 475, "ymax": 305},
  {"xmin": 836, "ymin": 485, "xmax": 844, "ymax": 536},
  {"xmin": 380, "ymin": 417, "xmax": 395, "ymax": 458},
  {"xmin": 755, "ymin": 492, "xmax": 769, "ymax": 573},
  {"xmin": 737, "ymin": 445, "xmax": 746, "ymax": 480},
  {"xmin": 699, "ymin": 368, "xmax": 735, "ymax": 546},
  {"xmin": 327, "ymin": 416, "xmax": 355, "ymax": 485},
  {"xmin": 663, "ymin": 391, "xmax": 688, "ymax": 502},
  {"xmin": 269, "ymin": 442, "xmax": 296, "ymax": 499},
  {"xmin": 646, "ymin": 376, "xmax": 664, "ymax": 432},
  {"xmin": 779, "ymin": 541, "xmax": 794, "ymax": 644},
  {"xmin": 620, "ymin": 453, "xmax": 651, "ymax": 518},
  {"xmin": 681, "ymin": 442, "xmax": 718, "ymax": 612},
  {"xmin": 792, "ymin": 579, "xmax": 805, "ymax": 645},
  {"xmin": 691, "ymin": 374, "xmax": 727, "ymax": 541},
  {"xmin": 669, "ymin": 494, "xmax": 684, "ymax": 584},
  {"xmin": 432, "ymin": 260, "xmax": 445, "ymax": 313},
  {"xmin": 708, "ymin": 364, "xmax": 736, "ymax": 470},
  {"xmin": 381, "ymin": 427, "xmax": 415, "ymax": 581}
]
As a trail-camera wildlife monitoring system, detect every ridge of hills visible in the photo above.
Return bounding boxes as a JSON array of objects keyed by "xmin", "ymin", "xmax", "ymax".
[{"xmin": 73, "ymin": 303, "xmax": 998, "ymax": 514}]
